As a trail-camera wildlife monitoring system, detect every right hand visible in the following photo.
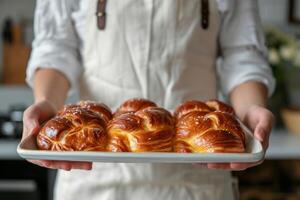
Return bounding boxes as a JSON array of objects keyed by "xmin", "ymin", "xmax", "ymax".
[{"xmin": 22, "ymin": 100, "xmax": 92, "ymax": 171}]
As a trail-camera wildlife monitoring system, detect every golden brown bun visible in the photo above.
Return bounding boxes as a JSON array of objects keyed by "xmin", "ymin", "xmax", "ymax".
[
  {"xmin": 114, "ymin": 98, "xmax": 157, "ymax": 116},
  {"xmin": 58, "ymin": 101, "xmax": 112, "ymax": 123},
  {"xmin": 174, "ymin": 100, "xmax": 234, "ymax": 119},
  {"xmin": 108, "ymin": 98, "xmax": 174, "ymax": 152},
  {"xmin": 37, "ymin": 98, "xmax": 246, "ymax": 153},
  {"xmin": 37, "ymin": 101, "xmax": 112, "ymax": 151},
  {"xmin": 174, "ymin": 100, "xmax": 245, "ymax": 153}
]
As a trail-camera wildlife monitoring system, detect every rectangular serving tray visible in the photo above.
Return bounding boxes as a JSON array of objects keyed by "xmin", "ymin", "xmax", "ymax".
[{"xmin": 17, "ymin": 124, "xmax": 264, "ymax": 163}]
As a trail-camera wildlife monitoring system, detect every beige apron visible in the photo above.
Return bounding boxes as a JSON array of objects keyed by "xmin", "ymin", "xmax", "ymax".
[{"xmin": 55, "ymin": 0, "xmax": 234, "ymax": 199}]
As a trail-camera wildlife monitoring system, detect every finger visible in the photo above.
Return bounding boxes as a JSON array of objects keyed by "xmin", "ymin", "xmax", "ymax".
[
  {"xmin": 254, "ymin": 114, "xmax": 273, "ymax": 150},
  {"xmin": 230, "ymin": 159, "xmax": 264, "ymax": 171},
  {"xmin": 22, "ymin": 122, "xmax": 40, "ymax": 141},
  {"xmin": 207, "ymin": 159, "xmax": 265, "ymax": 171},
  {"xmin": 28, "ymin": 160, "xmax": 92, "ymax": 171},
  {"xmin": 28, "ymin": 160, "xmax": 70, "ymax": 170},
  {"xmin": 28, "ymin": 159, "xmax": 49, "ymax": 168},
  {"xmin": 254, "ymin": 125, "xmax": 266, "ymax": 148},
  {"xmin": 70, "ymin": 162, "xmax": 93, "ymax": 170},
  {"xmin": 254, "ymin": 124, "xmax": 271, "ymax": 150},
  {"xmin": 35, "ymin": 102, "xmax": 57, "ymax": 123},
  {"xmin": 207, "ymin": 163, "xmax": 231, "ymax": 170},
  {"xmin": 28, "ymin": 160, "xmax": 66, "ymax": 171},
  {"xmin": 43, "ymin": 161, "xmax": 72, "ymax": 171},
  {"xmin": 255, "ymin": 128, "xmax": 269, "ymax": 150},
  {"xmin": 22, "ymin": 109, "xmax": 40, "ymax": 139},
  {"xmin": 45, "ymin": 161, "xmax": 92, "ymax": 171},
  {"xmin": 23, "ymin": 106, "xmax": 40, "ymax": 123}
]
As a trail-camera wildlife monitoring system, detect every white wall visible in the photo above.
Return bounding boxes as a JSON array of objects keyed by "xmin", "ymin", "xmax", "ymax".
[
  {"xmin": 258, "ymin": 0, "xmax": 300, "ymax": 34},
  {"xmin": 0, "ymin": 86, "xmax": 33, "ymax": 112},
  {"xmin": 259, "ymin": 0, "xmax": 288, "ymax": 25}
]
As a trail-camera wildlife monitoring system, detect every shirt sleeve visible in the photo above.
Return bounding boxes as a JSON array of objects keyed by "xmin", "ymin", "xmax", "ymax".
[
  {"xmin": 217, "ymin": 0, "xmax": 275, "ymax": 97},
  {"xmin": 26, "ymin": 0, "xmax": 82, "ymax": 94}
]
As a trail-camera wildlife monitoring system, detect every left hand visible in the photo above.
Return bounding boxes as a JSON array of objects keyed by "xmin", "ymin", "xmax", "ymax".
[{"xmin": 206, "ymin": 105, "xmax": 274, "ymax": 171}]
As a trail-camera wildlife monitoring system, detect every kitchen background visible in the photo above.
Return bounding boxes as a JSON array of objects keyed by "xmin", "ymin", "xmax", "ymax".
[{"xmin": 0, "ymin": 0, "xmax": 300, "ymax": 200}]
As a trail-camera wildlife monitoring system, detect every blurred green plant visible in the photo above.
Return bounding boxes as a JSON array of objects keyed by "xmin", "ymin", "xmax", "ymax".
[
  {"xmin": 266, "ymin": 27, "xmax": 300, "ymax": 82},
  {"xmin": 265, "ymin": 27, "xmax": 300, "ymax": 101},
  {"xmin": 265, "ymin": 26, "xmax": 300, "ymax": 125}
]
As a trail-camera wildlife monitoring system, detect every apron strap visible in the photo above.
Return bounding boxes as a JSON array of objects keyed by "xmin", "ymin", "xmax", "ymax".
[
  {"xmin": 201, "ymin": 0, "xmax": 210, "ymax": 29},
  {"xmin": 96, "ymin": 0, "xmax": 107, "ymax": 30},
  {"xmin": 96, "ymin": 0, "xmax": 209, "ymax": 30}
]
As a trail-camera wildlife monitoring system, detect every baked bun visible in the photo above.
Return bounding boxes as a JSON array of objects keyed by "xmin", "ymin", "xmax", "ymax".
[
  {"xmin": 37, "ymin": 101, "xmax": 112, "ymax": 151},
  {"xmin": 59, "ymin": 101, "xmax": 112, "ymax": 123},
  {"xmin": 107, "ymin": 98, "xmax": 174, "ymax": 152},
  {"xmin": 174, "ymin": 100, "xmax": 245, "ymax": 153},
  {"xmin": 114, "ymin": 98, "xmax": 157, "ymax": 116}
]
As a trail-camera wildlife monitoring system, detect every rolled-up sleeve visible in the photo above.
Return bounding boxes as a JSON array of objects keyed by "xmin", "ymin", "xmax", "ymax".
[
  {"xmin": 217, "ymin": 0, "xmax": 275, "ymax": 97},
  {"xmin": 26, "ymin": 0, "xmax": 81, "ymax": 93}
]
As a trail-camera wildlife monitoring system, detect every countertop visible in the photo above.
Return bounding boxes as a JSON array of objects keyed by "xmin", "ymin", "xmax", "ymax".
[
  {"xmin": 0, "ymin": 129, "xmax": 299, "ymax": 160},
  {"xmin": 0, "ymin": 139, "xmax": 20, "ymax": 160},
  {"xmin": 266, "ymin": 129, "xmax": 300, "ymax": 159}
]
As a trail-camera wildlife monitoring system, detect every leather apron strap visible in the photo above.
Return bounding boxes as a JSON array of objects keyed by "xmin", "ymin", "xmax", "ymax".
[
  {"xmin": 201, "ymin": 0, "xmax": 210, "ymax": 29},
  {"xmin": 96, "ymin": 0, "xmax": 107, "ymax": 30},
  {"xmin": 96, "ymin": 0, "xmax": 210, "ymax": 30}
]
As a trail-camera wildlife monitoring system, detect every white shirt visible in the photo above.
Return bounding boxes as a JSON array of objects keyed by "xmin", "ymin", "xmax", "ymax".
[
  {"xmin": 26, "ymin": 1, "xmax": 275, "ymax": 200},
  {"xmin": 26, "ymin": 0, "xmax": 275, "ymax": 98}
]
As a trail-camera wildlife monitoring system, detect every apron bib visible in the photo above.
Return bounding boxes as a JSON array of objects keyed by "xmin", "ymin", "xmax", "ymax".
[
  {"xmin": 55, "ymin": 1, "xmax": 235, "ymax": 200},
  {"xmin": 79, "ymin": 0, "xmax": 217, "ymax": 111}
]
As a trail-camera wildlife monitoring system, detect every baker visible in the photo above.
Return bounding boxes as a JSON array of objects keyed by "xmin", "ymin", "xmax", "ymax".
[{"xmin": 22, "ymin": 0, "xmax": 275, "ymax": 199}]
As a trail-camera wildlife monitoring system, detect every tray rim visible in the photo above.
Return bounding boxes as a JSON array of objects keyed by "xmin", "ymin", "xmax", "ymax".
[{"xmin": 17, "ymin": 134, "xmax": 264, "ymax": 163}]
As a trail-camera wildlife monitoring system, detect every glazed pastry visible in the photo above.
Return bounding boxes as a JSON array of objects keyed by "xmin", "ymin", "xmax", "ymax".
[
  {"xmin": 59, "ymin": 101, "xmax": 112, "ymax": 123},
  {"xmin": 174, "ymin": 100, "xmax": 246, "ymax": 153},
  {"xmin": 37, "ymin": 101, "xmax": 112, "ymax": 151},
  {"xmin": 107, "ymin": 98, "xmax": 175, "ymax": 152},
  {"xmin": 114, "ymin": 98, "xmax": 157, "ymax": 117}
]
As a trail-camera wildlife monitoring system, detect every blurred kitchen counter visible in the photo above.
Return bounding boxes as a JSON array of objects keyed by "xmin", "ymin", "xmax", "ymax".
[
  {"xmin": 266, "ymin": 129, "xmax": 300, "ymax": 160},
  {"xmin": 0, "ymin": 139, "xmax": 20, "ymax": 160}
]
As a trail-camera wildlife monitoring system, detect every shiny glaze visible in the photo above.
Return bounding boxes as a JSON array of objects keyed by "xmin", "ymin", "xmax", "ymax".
[
  {"xmin": 175, "ymin": 100, "xmax": 245, "ymax": 153},
  {"xmin": 37, "ymin": 101, "xmax": 111, "ymax": 151},
  {"xmin": 108, "ymin": 98, "xmax": 174, "ymax": 152}
]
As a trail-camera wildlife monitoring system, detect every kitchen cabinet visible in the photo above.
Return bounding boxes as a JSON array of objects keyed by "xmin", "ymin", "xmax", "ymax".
[
  {"xmin": 234, "ymin": 130, "xmax": 300, "ymax": 200},
  {"xmin": 0, "ymin": 160, "xmax": 50, "ymax": 200},
  {"xmin": 0, "ymin": 140, "xmax": 53, "ymax": 200}
]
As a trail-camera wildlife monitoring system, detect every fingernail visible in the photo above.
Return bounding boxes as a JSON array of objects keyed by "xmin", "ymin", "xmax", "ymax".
[
  {"xmin": 256, "ymin": 128, "xmax": 265, "ymax": 141},
  {"xmin": 28, "ymin": 123, "xmax": 40, "ymax": 135},
  {"xmin": 43, "ymin": 161, "xmax": 51, "ymax": 168},
  {"xmin": 86, "ymin": 164, "xmax": 93, "ymax": 170},
  {"xmin": 63, "ymin": 167, "xmax": 71, "ymax": 171}
]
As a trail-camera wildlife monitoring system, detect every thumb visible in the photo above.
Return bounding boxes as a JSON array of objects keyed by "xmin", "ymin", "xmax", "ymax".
[
  {"xmin": 254, "ymin": 121, "xmax": 272, "ymax": 151},
  {"xmin": 27, "ymin": 119, "xmax": 40, "ymax": 135},
  {"xmin": 22, "ymin": 119, "xmax": 40, "ymax": 140}
]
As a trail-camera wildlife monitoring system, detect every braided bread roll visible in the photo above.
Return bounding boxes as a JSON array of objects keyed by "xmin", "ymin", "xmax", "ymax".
[
  {"xmin": 107, "ymin": 98, "xmax": 175, "ymax": 152},
  {"xmin": 174, "ymin": 100, "xmax": 246, "ymax": 153},
  {"xmin": 37, "ymin": 101, "xmax": 112, "ymax": 151}
]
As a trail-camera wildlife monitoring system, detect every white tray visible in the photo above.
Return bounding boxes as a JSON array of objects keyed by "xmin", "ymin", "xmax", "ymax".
[{"xmin": 17, "ymin": 125, "xmax": 264, "ymax": 163}]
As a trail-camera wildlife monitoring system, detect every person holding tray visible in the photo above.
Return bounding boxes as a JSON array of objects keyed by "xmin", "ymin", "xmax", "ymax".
[{"xmin": 22, "ymin": 0, "xmax": 275, "ymax": 199}]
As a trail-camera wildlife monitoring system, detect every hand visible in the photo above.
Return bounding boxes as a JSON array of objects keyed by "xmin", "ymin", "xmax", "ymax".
[
  {"xmin": 22, "ymin": 100, "xmax": 92, "ymax": 171},
  {"xmin": 207, "ymin": 105, "xmax": 274, "ymax": 171}
]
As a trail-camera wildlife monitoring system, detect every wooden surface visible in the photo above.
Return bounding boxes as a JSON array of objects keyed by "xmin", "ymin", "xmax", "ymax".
[{"xmin": 2, "ymin": 43, "xmax": 30, "ymax": 85}]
